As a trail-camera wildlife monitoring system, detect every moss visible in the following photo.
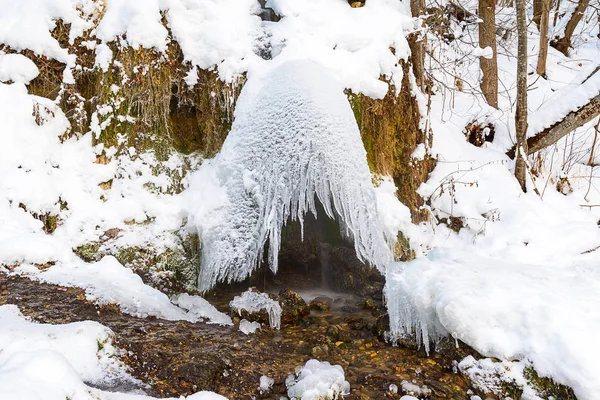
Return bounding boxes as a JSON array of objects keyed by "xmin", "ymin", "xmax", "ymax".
[
  {"xmin": 523, "ymin": 367, "xmax": 576, "ymax": 399},
  {"xmin": 348, "ymin": 61, "xmax": 436, "ymax": 223},
  {"xmin": 75, "ymin": 243, "xmax": 101, "ymax": 262},
  {"xmin": 394, "ymin": 231, "xmax": 416, "ymax": 261}
]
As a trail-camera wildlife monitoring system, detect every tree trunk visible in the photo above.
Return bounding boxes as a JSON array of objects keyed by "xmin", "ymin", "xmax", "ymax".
[
  {"xmin": 533, "ymin": 0, "xmax": 543, "ymax": 29},
  {"xmin": 552, "ymin": 0, "xmax": 591, "ymax": 56},
  {"xmin": 479, "ymin": 0, "xmax": 499, "ymax": 108},
  {"xmin": 536, "ymin": 0, "xmax": 550, "ymax": 77},
  {"xmin": 409, "ymin": 0, "xmax": 426, "ymax": 90},
  {"xmin": 515, "ymin": 0, "xmax": 528, "ymax": 191}
]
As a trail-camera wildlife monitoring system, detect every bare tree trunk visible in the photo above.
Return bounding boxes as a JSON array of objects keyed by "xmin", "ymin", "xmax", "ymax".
[
  {"xmin": 409, "ymin": 0, "xmax": 426, "ymax": 90},
  {"xmin": 515, "ymin": 0, "xmax": 529, "ymax": 191},
  {"xmin": 552, "ymin": 0, "xmax": 591, "ymax": 56},
  {"xmin": 533, "ymin": 0, "xmax": 543, "ymax": 29},
  {"xmin": 536, "ymin": 0, "xmax": 550, "ymax": 77},
  {"xmin": 479, "ymin": 0, "xmax": 499, "ymax": 108}
]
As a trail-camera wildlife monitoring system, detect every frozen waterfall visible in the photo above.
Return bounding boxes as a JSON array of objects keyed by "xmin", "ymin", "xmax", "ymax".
[{"xmin": 186, "ymin": 60, "xmax": 393, "ymax": 291}]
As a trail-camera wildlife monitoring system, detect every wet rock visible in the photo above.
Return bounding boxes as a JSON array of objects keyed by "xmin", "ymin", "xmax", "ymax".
[
  {"xmin": 309, "ymin": 296, "xmax": 332, "ymax": 312},
  {"xmin": 328, "ymin": 246, "xmax": 385, "ymax": 298},
  {"xmin": 327, "ymin": 325, "xmax": 351, "ymax": 342},
  {"xmin": 375, "ymin": 313, "xmax": 390, "ymax": 340},
  {"xmin": 311, "ymin": 344, "xmax": 329, "ymax": 358},
  {"xmin": 175, "ymin": 352, "xmax": 227, "ymax": 392},
  {"xmin": 272, "ymin": 289, "xmax": 309, "ymax": 325}
]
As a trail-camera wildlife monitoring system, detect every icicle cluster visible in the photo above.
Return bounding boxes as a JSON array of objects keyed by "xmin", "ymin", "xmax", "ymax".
[{"xmin": 187, "ymin": 60, "xmax": 392, "ymax": 291}]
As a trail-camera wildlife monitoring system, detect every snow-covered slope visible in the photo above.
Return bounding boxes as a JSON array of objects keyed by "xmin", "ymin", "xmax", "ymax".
[{"xmin": 186, "ymin": 60, "xmax": 392, "ymax": 291}]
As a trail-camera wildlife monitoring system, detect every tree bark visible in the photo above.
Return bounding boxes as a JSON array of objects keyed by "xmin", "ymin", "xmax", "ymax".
[
  {"xmin": 409, "ymin": 0, "xmax": 426, "ymax": 90},
  {"xmin": 552, "ymin": 0, "xmax": 591, "ymax": 56},
  {"xmin": 536, "ymin": 0, "xmax": 550, "ymax": 77},
  {"xmin": 479, "ymin": 0, "xmax": 499, "ymax": 108},
  {"xmin": 533, "ymin": 0, "xmax": 543, "ymax": 29},
  {"xmin": 526, "ymin": 93, "xmax": 600, "ymax": 154},
  {"xmin": 515, "ymin": 0, "xmax": 528, "ymax": 191}
]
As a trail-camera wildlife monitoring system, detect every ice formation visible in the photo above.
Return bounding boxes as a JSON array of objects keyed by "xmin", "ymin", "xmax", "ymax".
[
  {"xmin": 286, "ymin": 359, "xmax": 350, "ymax": 400},
  {"xmin": 187, "ymin": 60, "xmax": 392, "ymax": 291},
  {"xmin": 230, "ymin": 289, "xmax": 282, "ymax": 330},
  {"xmin": 384, "ymin": 249, "xmax": 600, "ymax": 400}
]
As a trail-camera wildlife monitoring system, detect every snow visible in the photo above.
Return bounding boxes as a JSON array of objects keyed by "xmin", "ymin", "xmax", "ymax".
[
  {"xmin": 0, "ymin": 53, "xmax": 39, "ymax": 84},
  {"xmin": 528, "ymin": 67, "xmax": 600, "ymax": 135},
  {"xmin": 186, "ymin": 60, "xmax": 392, "ymax": 291},
  {"xmin": 239, "ymin": 319, "xmax": 261, "ymax": 335},
  {"xmin": 385, "ymin": 249, "xmax": 600, "ymax": 400},
  {"xmin": 265, "ymin": 0, "xmax": 413, "ymax": 98},
  {"xmin": 0, "ymin": 304, "xmax": 123, "ymax": 384},
  {"xmin": 230, "ymin": 289, "xmax": 282, "ymax": 330},
  {"xmin": 171, "ymin": 293, "xmax": 233, "ymax": 325},
  {"xmin": 286, "ymin": 359, "xmax": 350, "ymax": 400},
  {"xmin": 0, "ymin": 305, "xmax": 229, "ymax": 400},
  {"xmin": 14, "ymin": 256, "xmax": 230, "ymax": 324},
  {"xmin": 259, "ymin": 375, "xmax": 275, "ymax": 393},
  {"xmin": 458, "ymin": 356, "xmax": 543, "ymax": 400}
]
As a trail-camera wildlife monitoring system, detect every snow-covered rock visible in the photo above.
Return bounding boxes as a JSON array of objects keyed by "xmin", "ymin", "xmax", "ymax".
[{"xmin": 286, "ymin": 359, "xmax": 350, "ymax": 400}]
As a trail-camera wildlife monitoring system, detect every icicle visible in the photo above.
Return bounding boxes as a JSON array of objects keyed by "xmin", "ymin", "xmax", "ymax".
[{"xmin": 187, "ymin": 60, "xmax": 393, "ymax": 291}]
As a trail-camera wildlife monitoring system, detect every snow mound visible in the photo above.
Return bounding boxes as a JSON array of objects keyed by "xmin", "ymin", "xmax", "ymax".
[
  {"xmin": 384, "ymin": 249, "xmax": 600, "ymax": 400},
  {"xmin": 171, "ymin": 293, "xmax": 233, "ymax": 325},
  {"xmin": 286, "ymin": 359, "xmax": 350, "ymax": 400},
  {"xmin": 230, "ymin": 289, "xmax": 282, "ymax": 330},
  {"xmin": 186, "ymin": 60, "xmax": 392, "ymax": 291},
  {"xmin": 0, "ymin": 304, "xmax": 121, "ymax": 383},
  {"xmin": 0, "ymin": 53, "xmax": 39, "ymax": 84}
]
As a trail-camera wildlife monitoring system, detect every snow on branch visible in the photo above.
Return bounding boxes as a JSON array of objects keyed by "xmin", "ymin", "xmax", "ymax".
[
  {"xmin": 508, "ymin": 67, "xmax": 600, "ymax": 158},
  {"xmin": 186, "ymin": 60, "xmax": 392, "ymax": 291}
]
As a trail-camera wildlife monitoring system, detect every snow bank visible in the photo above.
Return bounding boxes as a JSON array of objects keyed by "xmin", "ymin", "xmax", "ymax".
[
  {"xmin": 0, "ymin": 0, "xmax": 413, "ymax": 93},
  {"xmin": 0, "ymin": 53, "xmax": 39, "ymax": 84},
  {"xmin": 265, "ymin": 0, "xmax": 412, "ymax": 98},
  {"xmin": 0, "ymin": 305, "xmax": 229, "ymax": 400},
  {"xmin": 230, "ymin": 289, "xmax": 282, "ymax": 330},
  {"xmin": 286, "ymin": 359, "xmax": 350, "ymax": 400},
  {"xmin": 385, "ymin": 249, "xmax": 600, "ymax": 400},
  {"xmin": 186, "ymin": 60, "xmax": 391, "ymax": 291},
  {"xmin": 0, "ymin": 304, "xmax": 121, "ymax": 383},
  {"xmin": 14, "ymin": 256, "xmax": 229, "ymax": 324}
]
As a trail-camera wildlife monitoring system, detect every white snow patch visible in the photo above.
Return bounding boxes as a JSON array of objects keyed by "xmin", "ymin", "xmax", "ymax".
[
  {"xmin": 459, "ymin": 356, "xmax": 543, "ymax": 400},
  {"xmin": 286, "ymin": 359, "xmax": 350, "ymax": 400},
  {"xmin": 171, "ymin": 293, "xmax": 233, "ymax": 325},
  {"xmin": 259, "ymin": 375, "xmax": 275, "ymax": 394},
  {"xmin": 239, "ymin": 319, "xmax": 261, "ymax": 335},
  {"xmin": 0, "ymin": 53, "xmax": 39, "ymax": 84}
]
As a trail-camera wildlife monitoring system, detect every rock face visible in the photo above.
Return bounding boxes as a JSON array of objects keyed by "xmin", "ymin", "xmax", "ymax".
[{"xmin": 328, "ymin": 247, "xmax": 385, "ymax": 299}]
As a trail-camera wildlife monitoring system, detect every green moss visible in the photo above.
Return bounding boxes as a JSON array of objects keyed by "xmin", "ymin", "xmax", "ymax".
[
  {"xmin": 347, "ymin": 62, "xmax": 436, "ymax": 224},
  {"xmin": 75, "ymin": 243, "xmax": 101, "ymax": 262},
  {"xmin": 394, "ymin": 231, "xmax": 416, "ymax": 261},
  {"xmin": 523, "ymin": 367, "xmax": 576, "ymax": 399}
]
